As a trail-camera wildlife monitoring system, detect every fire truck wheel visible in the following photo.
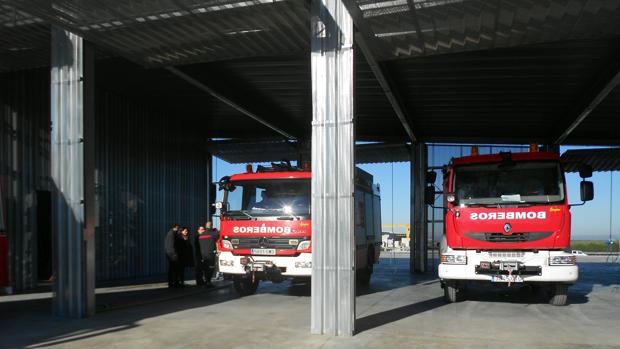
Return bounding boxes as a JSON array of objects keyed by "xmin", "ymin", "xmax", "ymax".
[
  {"xmin": 443, "ymin": 282, "xmax": 461, "ymax": 303},
  {"xmin": 233, "ymin": 275, "xmax": 259, "ymax": 296},
  {"xmin": 549, "ymin": 283, "xmax": 568, "ymax": 306}
]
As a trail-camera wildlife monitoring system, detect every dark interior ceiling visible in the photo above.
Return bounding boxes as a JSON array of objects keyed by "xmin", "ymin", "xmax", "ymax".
[{"xmin": 2, "ymin": 0, "xmax": 620, "ymax": 148}]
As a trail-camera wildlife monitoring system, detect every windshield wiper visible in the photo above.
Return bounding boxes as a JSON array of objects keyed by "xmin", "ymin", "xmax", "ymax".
[{"xmin": 240, "ymin": 210, "xmax": 256, "ymax": 219}]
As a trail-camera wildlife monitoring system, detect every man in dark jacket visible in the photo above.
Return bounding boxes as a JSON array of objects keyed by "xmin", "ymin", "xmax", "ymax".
[
  {"xmin": 195, "ymin": 222, "xmax": 218, "ymax": 287},
  {"xmin": 165, "ymin": 224, "xmax": 180, "ymax": 288},
  {"xmin": 176, "ymin": 227, "xmax": 194, "ymax": 286}
]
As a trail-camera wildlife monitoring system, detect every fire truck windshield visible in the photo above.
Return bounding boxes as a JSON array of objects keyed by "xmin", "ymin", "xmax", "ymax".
[
  {"xmin": 224, "ymin": 179, "xmax": 311, "ymax": 217},
  {"xmin": 453, "ymin": 161, "xmax": 565, "ymax": 206}
]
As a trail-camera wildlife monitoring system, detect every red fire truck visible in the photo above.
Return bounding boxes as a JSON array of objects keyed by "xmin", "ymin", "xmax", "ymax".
[
  {"xmin": 216, "ymin": 162, "xmax": 382, "ymax": 296},
  {"xmin": 428, "ymin": 146, "xmax": 593, "ymax": 306}
]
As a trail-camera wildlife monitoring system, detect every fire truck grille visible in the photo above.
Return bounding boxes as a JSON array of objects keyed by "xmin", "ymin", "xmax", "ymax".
[
  {"xmin": 232, "ymin": 236, "xmax": 309, "ymax": 250},
  {"xmin": 489, "ymin": 251, "xmax": 525, "ymax": 258},
  {"xmin": 465, "ymin": 232, "xmax": 553, "ymax": 243}
]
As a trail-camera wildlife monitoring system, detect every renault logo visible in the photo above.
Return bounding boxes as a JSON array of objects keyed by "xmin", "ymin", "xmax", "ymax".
[{"xmin": 503, "ymin": 223, "xmax": 512, "ymax": 235}]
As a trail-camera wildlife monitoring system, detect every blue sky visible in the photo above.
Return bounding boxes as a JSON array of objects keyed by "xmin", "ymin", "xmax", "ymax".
[{"xmin": 213, "ymin": 147, "xmax": 619, "ymax": 241}]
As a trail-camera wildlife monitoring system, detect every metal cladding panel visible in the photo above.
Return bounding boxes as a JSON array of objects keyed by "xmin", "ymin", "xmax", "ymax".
[
  {"xmin": 0, "ymin": 68, "xmax": 50, "ymax": 292},
  {"xmin": 0, "ymin": 68, "xmax": 211, "ymax": 291},
  {"xmin": 311, "ymin": 0, "xmax": 355, "ymax": 337},
  {"xmin": 561, "ymin": 148, "xmax": 620, "ymax": 173},
  {"xmin": 94, "ymin": 92, "xmax": 210, "ymax": 283}
]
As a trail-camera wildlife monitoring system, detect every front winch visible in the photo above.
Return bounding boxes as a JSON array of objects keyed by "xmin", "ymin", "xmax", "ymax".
[{"xmin": 242, "ymin": 258, "xmax": 286, "ymax": 283}]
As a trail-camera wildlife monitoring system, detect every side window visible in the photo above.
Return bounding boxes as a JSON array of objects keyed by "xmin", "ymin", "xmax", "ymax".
[{"xmin": 355, "ymin": 191, "xmax": 365, "ymax": 230}]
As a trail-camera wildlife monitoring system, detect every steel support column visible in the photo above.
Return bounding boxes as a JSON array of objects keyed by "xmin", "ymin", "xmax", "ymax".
[
  {"xmin": 206, "ymin": 153, "xmax": 213, "ymax": 222},
  {"xmin": 310, "ymin": 0, "xmax": 355, "ymax": 336},
  {"xmin": 51, "ymin": 27, "xmax": 96, "ymax": 317},
  {"xmin": 410, "ymin": 143, "xmax": 428, "ymax": 273}
]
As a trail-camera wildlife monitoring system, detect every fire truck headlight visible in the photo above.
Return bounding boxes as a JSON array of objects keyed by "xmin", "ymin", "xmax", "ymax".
[
  {"xmin": 297, "ymin": 240, "xmax": 311, "ymax": 251},
  {"xmin": 441, "ymin": 254, "xmax": 467, "ymax": 265},
  {"xmin": 549, "ymin": 256, "xmax": 576, "ymax": 266},
  {"xmin": 283, "ymin": 205, "xmax": 293, "ymax": 214},
  {"xmin": 295, "ymin": 261, "xmax": 312, "ymax": 268},
  {"xmin": 219, "ymin": 259, "xmax": 234, "ymax": 267},
  {"xmin": 221, "ymin": 240, "xmax": 233, "ymax": 249}
]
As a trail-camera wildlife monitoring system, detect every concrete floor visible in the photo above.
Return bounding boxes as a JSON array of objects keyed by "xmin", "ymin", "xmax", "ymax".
[{"xmin": 0, "ymin": 255, "xmax": 618, "ymax": 349}]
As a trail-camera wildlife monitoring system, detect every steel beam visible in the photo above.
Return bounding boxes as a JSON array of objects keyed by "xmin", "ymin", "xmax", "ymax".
[
  {"xmin": 355, "ymin": 33, "xmax": 417, "ymax": 142},
  {"xmin": 51, "ymin": 27, "xmax": 96, "ymax": 317},
  {"xmin": 410, "ymin": 143, "xmax": 428, "ymax": 273},
  {"xmin": 310, "ymin": 0, "xmax": 356, "ymax": 336},
  {"xmin": 340, "ymin": 0, "xmax": 416, "ymax": 142},
  {"xmin": 555, "ymin": 66, "xmax": 620, "ymax": 144},
  {"xmin": 166, "ymin": 67, "xmax": 296, "ymax": 141}
]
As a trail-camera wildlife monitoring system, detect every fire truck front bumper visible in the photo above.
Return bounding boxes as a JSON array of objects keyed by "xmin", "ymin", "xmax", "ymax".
[
  {"xmin": 438, "ymin": 250, "xmax": 578, "ymax": 284},
  {"xmin": 217, "ymin": 251, "xmax": 312, "ymax": 278}
]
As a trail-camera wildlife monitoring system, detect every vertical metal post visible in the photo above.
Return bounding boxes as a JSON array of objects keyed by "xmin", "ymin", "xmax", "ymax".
[
  {"xmin": 410, "ymin": 143, "xmax": 428, "ymax": 273},
  {"xmin": 51, "ymin": 27, "xmax": 96, "ymax": 317},
  {"xmin": 310, "ymin": 0, "xmax": 355, "ymax": 336},
  {"xmin": 206, "ymin": 153, "xmax": 213, "ymax": 221}
]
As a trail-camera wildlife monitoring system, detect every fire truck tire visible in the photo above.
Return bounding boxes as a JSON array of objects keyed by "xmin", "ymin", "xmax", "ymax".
[
  {"xmin": 549, "ymin": 283, "xmax": 568, "ymax": 306},
  {"xmin": 443, "ymin": 282, "xmax": 460, "ymax": 303},
  {"xmin": 233, "ymin": 275, "xmax": 259, "ymax": 296}
]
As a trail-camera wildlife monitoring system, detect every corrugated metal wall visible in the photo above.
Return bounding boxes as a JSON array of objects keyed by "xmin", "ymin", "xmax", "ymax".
[
  {"xmin": 0, "ymin": 67, "xmax": 210, "ymax": 290},
  {"xmin": 94, "ymin": 91, "xmax": 210, "ymax": 282},
  {"xmin": 0, "ymin": 68, "xmax": 51, "ymax": 291}
]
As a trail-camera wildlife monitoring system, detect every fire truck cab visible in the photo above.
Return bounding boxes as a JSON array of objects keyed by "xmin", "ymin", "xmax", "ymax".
[
  {"xmin": 216, "ymin": 162, "xmax": 382, "ymax": 296},
  {"xmin": 426, "ymin": 147, "xmax": 594, "ymax": 306}
]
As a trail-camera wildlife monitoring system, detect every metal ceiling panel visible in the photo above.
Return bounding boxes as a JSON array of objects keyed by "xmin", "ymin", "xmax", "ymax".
[
  {"xmin": 0, "ymin": 3, "xmax": 49, "ymax": 71},
  {"xmin": 347, "ymin": 0, "xmax": 620, "ymax": 60},
  {"xmin": 387, "ymin": 37, "xmax": 620, "ymax": 144},
  {"xmin": 7, "ymin": 0, "xmax": 310, "ymax": 67},
  {"xmin": 561, "ymin": 147, "xmax": 620, "ymax": 172}
]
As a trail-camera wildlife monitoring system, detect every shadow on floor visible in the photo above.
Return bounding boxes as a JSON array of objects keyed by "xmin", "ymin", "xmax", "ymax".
[
  {"xmin": 0, "ymin": 283, "xmax": 236, "ymax": 349},
  {"xmin": 355, "ymin": 296, "xmax": 445, "ymax": 334},
  {"xmin": 255, "ymin": 256, "xmax": 439, "ymax": 298}
]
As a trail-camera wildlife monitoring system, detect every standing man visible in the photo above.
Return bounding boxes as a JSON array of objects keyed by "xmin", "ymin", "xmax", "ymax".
[
  {"xmin": 194, "ymin": 225, "xmax": 208, "ymax": 285},
  {"xmin": 176, "ymin": 227, "xmax": 194, "ymax": 286},
  {"xmin": 196, "ymin": 221, "xmax": 218, "ymax": 287},
  {"xmin": 165, "ymin": 224, "xmax": 180, "ymax": 288}
]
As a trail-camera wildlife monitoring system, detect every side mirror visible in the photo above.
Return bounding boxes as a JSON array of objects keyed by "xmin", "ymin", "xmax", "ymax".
[
  {"xmin": 425, "ymin": 171, "xmax": 437, "ymax": 184},
  {"xmin": 424, "ymin": 186, "xmax": 435, "ymax": 206},
  {"xmin": 215, "ymin": 201, "xmax": 228, "ymax": 213},
  {"xmin": 218, "ymin": 176, "xmax": 236, "ymax": 192},
  {"xmin": 580, "ymin": 181, "xmax": 594, "ymax": 202},
  {"xmin": 579, "ymin": 164, "xmax": 593, "ymax": 179}
]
